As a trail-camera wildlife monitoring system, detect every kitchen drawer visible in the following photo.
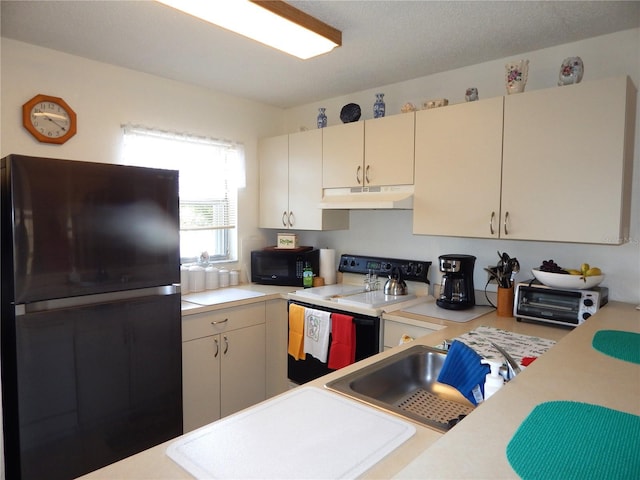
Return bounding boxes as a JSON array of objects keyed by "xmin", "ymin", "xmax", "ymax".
[
  {"xmin": 182, "ymin": 303, "xmax": 266, "ymax": 342},
  {"xmin": 383, "ymin": 318, "xmax": 437, "ymax": 349}
]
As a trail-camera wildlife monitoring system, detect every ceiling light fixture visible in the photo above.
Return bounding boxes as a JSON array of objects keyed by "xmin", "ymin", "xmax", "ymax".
[{"xmin": 155, "ymin": 0, "xmax": 341, "ymax": 60}]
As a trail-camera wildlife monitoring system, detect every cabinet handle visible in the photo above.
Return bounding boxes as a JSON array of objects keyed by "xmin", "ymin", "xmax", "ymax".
[
  {"xmin": 489, "ymin": 211, "xmax": 495, "ymax": 235},
  {"xmin": 288, "ymin": 211, "xmax": 294, "ymax": 227},
  {"xmin": 365, "ymin": 165, "xmax": 370, "ymax": 184},
  {"xmin": 282, "ymin": 211, "xmax": 288, "ymax": 227},
  {"xmin": 214, "ymin": 338, "xmax": 219, "ymax": 358},
  {"xmin": 223, "ymin": 336, "xmax": 229, "ymax": 355},
  {"xmin": 211, "ymin": 318, "xmax": 229, "ymax": 326},
  {"xmin": 356, "ymin": 165, "xmax": 362, "ymax": 184},
  {"xmin": 504, "ymin": 211, "xmax": 510, "ymax": 235}
]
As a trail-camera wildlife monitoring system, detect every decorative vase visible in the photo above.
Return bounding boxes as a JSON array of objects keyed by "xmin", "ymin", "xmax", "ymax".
[
  {"xmin": 340, "ymin": 103, "xmax": 361, "ymax": 123},
  {"xmin": 317, "ymin": 107, "xmax": 327, "ymax": 128},
  {"xmin": 558, "ymin": 56, "xmax": 584, "ymax": 86},
  {"xmin": 505, "ymin": 59, "xmax": 529, "ymax": 94},
  {"xmin": 465, "ymin": 87, "xmax": 479, "ymax": 102},
  {"xmin": 373, "ymin": 93, "xmax": 385, "ymax": 118}
]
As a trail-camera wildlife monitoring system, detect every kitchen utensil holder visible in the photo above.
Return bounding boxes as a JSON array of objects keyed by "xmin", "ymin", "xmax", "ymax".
[{"xmin": 497, "ymin": 286, "xmax": 515, "ymax": 317}]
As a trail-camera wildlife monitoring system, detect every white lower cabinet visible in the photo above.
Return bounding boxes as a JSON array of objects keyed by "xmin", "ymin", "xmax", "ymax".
[
  {"xmin": 383, "ymin": 318, "xmax": 438, "ymax": 350},
  {"xmin": 182, "ymin": 303, "xmax": 266, "ymax": 433}
]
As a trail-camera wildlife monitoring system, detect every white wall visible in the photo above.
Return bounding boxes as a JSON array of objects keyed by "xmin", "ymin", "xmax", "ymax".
[
  {"xmin": 0, "ymin": 38, "xmax": 287, "ymax": 479},
  {"xmin": 281, "ymin": 29, "xmax": 640, "ymax": 304},
  {"xmin": 1, "ymin": 38, "xmax": 286, "ymax": 274}
]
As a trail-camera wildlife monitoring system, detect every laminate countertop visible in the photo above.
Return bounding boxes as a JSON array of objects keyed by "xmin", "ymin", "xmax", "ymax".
[{"xmin": 81, "ymin": 301, "xmax": 639, "ymax": 479}]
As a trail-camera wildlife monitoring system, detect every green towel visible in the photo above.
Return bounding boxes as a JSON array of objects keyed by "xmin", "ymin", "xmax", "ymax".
[
  {"xmin": 507, "ymin": 401, "xmax": 640, "ymax": 480},
  {"xmin": 592, "ymin": 330, "xmax": 640, "ymax": 364}
]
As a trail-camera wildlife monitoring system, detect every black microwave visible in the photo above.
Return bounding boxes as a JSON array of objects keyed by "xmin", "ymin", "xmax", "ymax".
[{"xmin": 251, "ymin": 248, "xmax": 320, "ymax": 286}]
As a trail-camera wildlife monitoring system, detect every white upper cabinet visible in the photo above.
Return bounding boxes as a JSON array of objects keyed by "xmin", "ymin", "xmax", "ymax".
[
  {"xmin": 501, "ymin": 75, "xmax": 635, "ymax": 244},
  {"xmin": 259, "ymin": 130, "xmax": 348, "ymax": 230},
  {"xmin": 414, "ymin": 76, "xmax": 635, "ymax": 244},
  {"xmin": 322, "ymin": 113, "xmax": 415, "ymax": 188},
  {"xmin": 258, "ymin": 134, "xmax": 289, "ymax": 229},
  {"xmin": 413, "ymin": 97, "xmax": 504, "ymax": 238},
  {"xmin": 322, "ymin": 121, "xmax": 364, "ymax": 188},
  {"xmin": 364, "ymin": 113, "xmax": 415, "ymax": 186}
]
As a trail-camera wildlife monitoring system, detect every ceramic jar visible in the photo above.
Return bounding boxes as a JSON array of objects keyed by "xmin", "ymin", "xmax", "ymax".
[
  {"xmin": 218, "ymin": 268, "xmax": 230, "ymax": 288},
  {"xmin": 180, "ymin": 265, "xmax": 190, "ymax": 294},
  {"xmin": 373, "ymin": 93, "xmax": 385, "ymax": 118},
  {"xmin": 205, "ymin": 266, "xmax": 219, "ymax": 290},
  {"xmin": 189, "ymin": 265, "xmax": 205, "ymax": 292},
  {"xmin": 558, "ymin": 56, "xmax": 584, "ymax": 86},
  {"xmin": 317, "ymin": 108, "xmax": 327, "ymax": 128},
  {"xmin": 465, "ymin": 87, "xmax": 479, "ymax": 102},
  {"xmin": 505, "ymin": 59, "xmax": 529, "ymax": 94}
]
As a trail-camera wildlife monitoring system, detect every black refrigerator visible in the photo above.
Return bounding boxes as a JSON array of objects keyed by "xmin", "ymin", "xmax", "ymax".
[{"xmin": 1, "ymin": 154, "xmax": 183, "ymax": 480}]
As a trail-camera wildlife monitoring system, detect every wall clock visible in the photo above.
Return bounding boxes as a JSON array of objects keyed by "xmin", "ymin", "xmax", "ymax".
[{"xmin": 22, "ymin": 94, "xmax": 77, "ymax": 144}]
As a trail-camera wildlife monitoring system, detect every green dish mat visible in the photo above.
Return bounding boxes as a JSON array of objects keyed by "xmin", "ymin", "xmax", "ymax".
[
  {"xmin": 507, "ymin": 401, "xmax": 640, "ymax": 480},
  {"xmin": 592, "ymin": 330, "xmax": 640, "ymax": 364}
]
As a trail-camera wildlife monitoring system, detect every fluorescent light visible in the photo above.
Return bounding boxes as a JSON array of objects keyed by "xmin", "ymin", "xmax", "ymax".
[{"xmin": 156, "ymin": 0, "xmax": 341, "ymax": 59}]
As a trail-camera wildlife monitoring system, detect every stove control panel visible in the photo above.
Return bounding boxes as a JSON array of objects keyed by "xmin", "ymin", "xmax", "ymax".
[{"xmin": 338, "ymin": 254, "xmax": 431, "ymax": 283}]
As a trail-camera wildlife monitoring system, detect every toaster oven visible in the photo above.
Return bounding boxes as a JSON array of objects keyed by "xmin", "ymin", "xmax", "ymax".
[{"xmin": 514, "ymin": 280, "xmax": 608, "ymax": 327}]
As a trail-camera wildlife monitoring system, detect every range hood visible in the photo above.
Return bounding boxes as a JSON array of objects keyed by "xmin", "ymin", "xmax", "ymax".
[{"xmin": 319, "ymin": 186, "xmax": 414, "ymax": 210}]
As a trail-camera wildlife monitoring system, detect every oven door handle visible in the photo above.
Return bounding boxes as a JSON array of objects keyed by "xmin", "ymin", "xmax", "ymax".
[{"xmin": 351, "ymin": 317, "xmax": 376, "ymax": 326}]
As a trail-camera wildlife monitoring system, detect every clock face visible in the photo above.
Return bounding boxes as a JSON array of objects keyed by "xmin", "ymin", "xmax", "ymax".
[
  {"xmin": 29, "ymin": 101, "xmax": 71, "ymax": 138},
  {"xmin": 22, "ymin": 94, "xmax": 77, "ymax": 144}
]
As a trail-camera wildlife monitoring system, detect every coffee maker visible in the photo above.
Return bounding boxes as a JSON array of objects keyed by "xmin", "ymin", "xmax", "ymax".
[{"xmin": 436, "ymin": 254, "xmax": 476, "ymax": 310}]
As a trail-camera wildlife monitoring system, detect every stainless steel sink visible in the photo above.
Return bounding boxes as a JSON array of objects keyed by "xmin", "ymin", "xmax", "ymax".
[{"xmin": 325, "ymin": 344, "xmax": 475, "ymax": 432}]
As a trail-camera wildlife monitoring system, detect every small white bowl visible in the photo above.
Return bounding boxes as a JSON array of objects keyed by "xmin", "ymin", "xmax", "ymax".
[{"xmin": 532, "ymin": 269, "xmax": 605, "ymax": 290}]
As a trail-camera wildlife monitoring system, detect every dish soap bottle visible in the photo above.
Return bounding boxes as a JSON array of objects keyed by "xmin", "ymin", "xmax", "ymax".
[
  {"xmin": 303, "ymin": 262, "xmax": 313, "ymax": 288},
  {"xmin": 482, "ymin": 359, "xmax": 504, "ymax": 400}
]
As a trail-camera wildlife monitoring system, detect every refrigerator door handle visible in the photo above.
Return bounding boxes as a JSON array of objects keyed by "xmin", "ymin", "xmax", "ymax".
[{"xmin": 15, "ymin": 284, "xmax": 180, "ymax": 316}]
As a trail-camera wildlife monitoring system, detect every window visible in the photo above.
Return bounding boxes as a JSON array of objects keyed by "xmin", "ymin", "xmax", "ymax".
[{"xmin": 121, "ymin": 125, "xmax": 244, "ymax": 264}]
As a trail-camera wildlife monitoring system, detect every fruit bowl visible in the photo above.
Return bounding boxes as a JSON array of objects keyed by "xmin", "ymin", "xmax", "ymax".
[{"xmin": 532, "ymin": 269, "xmax": 605, "ymax": 290}]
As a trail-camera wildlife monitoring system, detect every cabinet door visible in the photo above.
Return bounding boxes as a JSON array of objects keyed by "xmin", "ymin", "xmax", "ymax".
[
  {"xmin": 502, "ymin": 76, "xmax": 634, "ymax": 243},
  {"xmin": 413, "ymin": 97, "xmax": 504, "ymax": 238},
  {"xmin": 220, "ymin": 323, "xmax": 266, "ymax": 418},
  {"xmin": 364, "ymin": 113, "xmax": 415, "ymax": 186},
  {"xmin": 259, "ymin": 134, "xmax": 290, "ymax": 229},
  {"xmin": 322, "ymin": 122, "xmax": 365, "ymax": 188},
  {"xmin": 288, "ymin": 129, "xmax": 324, "ymax": 230},
  {"xmin": 182, "ymin": 335, "xmax": 221, "ymax": 432}
]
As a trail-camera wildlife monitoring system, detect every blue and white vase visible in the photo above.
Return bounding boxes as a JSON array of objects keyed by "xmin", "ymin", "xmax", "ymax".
[
  {"xmin": 373, "ymin": 93, "xmax": 385, "ymax": 118},
  {"xmin": 317, "ymin": 107, "xmax": 327, "ymax": 128}
]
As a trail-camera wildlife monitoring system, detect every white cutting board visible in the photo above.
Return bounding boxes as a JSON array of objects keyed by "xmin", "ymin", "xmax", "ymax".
[{"xmin": 166, "ymin": 387, "xmax": 416, "ymax": 479}]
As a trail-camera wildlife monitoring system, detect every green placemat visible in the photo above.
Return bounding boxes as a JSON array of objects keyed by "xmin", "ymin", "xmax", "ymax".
[
  {"xmin": 592, "ymin": 330, "xmax": 640, "ymax": 364},
  {"xmin": 507, "ymin": 401, "xmax": 640, "ymax": 480}
]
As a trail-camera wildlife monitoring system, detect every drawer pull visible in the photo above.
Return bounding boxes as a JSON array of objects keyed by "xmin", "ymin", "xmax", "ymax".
[
  {"xmin": 489, "ymin": 211, "xmax": 495, "ymax": 235},
  {"xmin": 214, "ymin": 338, "xmax": 219, "ymax": 358},
  {"xmin": 504, "ymin": 211, "xmax": 510, "ymax": 235},
  {"xmin": 223, "ymin": 336, "xmax": 229, "ymax": 355},
  {"xmin": 211, "ymin": 318, "xmax": 229, "ymax": 326}
]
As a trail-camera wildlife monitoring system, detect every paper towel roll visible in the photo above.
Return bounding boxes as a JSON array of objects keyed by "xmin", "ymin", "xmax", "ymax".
[{"xmin": 320, "ymin": 249, "xmax": 336, "ymax": 285}]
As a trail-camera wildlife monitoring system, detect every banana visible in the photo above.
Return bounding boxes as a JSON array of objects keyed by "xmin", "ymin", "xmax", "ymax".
[{"xmin": 585, "ymin": 267, "xmax": 602, "ymax": 277}]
